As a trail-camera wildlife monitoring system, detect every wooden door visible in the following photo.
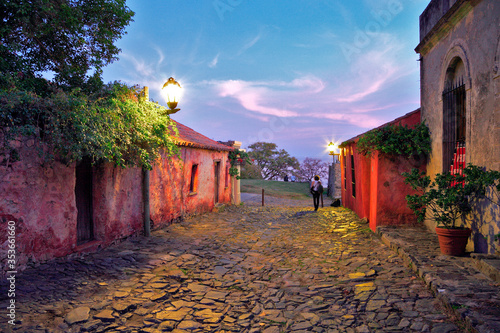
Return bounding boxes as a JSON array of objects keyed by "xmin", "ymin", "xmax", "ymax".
[
  {"xmin": 214, "ymin": 161, "xmax": 220, "ymax": 203},
  {"xmin": 75, "ymin": 158, "xmax": 94, "ymax": 244}
]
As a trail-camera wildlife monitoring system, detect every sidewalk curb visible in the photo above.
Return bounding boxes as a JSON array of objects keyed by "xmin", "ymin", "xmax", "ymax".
[{"xmin": 377, "ymin": 226, "xmax": 500, "ymax": 333}]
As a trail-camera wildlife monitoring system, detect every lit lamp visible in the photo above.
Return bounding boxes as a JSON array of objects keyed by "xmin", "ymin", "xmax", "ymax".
[
  {"xmin": 328, "ymin": 141, "xmax": 340, "ymax": 163},
  {"xmin": 162, "ymin": 77, "xmax": 183, "ymax": 115}
]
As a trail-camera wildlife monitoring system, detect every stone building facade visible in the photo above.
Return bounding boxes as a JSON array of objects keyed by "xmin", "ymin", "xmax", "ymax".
[{"xmin": 416, "ymin": 0, "xmax": 500, "ymax": 253}]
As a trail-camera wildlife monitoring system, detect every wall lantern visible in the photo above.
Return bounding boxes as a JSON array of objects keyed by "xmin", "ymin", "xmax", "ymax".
[
  {"xmin": 328, "ymin": 141, "xmax": 340, "ymax": 163},
  {"xmin": 162, "ymin": 77, "xmax": 182, "ymax": 114}
]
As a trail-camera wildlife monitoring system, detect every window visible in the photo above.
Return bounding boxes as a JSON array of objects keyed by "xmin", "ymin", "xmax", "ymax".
[
  {"xmin": 351, "ymin": 154, "xmax": 356, "ymax": 198},
  {"xmin": 442, "ymin": 58, "xmax": 466, "ymax": 173},
  {"xmin": 190, "ymin": 164, "xmax": 198, "ymax": 193}
]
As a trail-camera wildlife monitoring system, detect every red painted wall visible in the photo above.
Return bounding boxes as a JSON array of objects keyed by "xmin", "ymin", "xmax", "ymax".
[
  {"xmin": 0, "ymin": 140, "xmax": 231, "ymax": 276},
  {"xmin": 150, "ymin": 147, "xmax": 231, "ymax": 228},
  {"xmin": 340, "ymin": 109, "xmax": 425, "ymax": 231},
  {"xmin": 340, "ymin": 145, "xmax": 371, "ymax": 221},
  {"xmin": 369, "ymin": 152, "xmax": 425, "ymax": 231}
]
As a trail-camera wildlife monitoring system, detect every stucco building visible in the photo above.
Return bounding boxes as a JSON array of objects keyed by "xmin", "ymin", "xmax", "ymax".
[
  {"xmin": 0, "ymin": 121, "xmax": 235, "ymax": 276},
  {"xmin": 416, "ymin": 0, "xmax": 500, "ymax": 253},
  {"xmin": 340, "ymin": 110, "xmax": 424, "ymax": 232}
]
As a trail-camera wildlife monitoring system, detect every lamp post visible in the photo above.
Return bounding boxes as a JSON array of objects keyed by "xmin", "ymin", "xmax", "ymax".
[
  {"xmin": 144, "ymin": 77, "xmax": 183, "ymax": 237},
  {"xmin": 162, "ymin": 77, "xmax": 183, "ymax": 115},
  {"xmin": 328, "ymin": 141, "xmax": 340, "ymax": 163}
]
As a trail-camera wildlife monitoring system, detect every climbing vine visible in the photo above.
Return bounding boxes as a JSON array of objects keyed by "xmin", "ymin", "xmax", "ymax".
[
  {"xmin": 228, "ymin": 149, "xmax": 252, "ymax": 179},
  {"xmin": 353, "ymin": 122, "xmax": 431, "ymax": 158},
  {"xmin": 0, "ymin": 82, "xmax": 179, "ymax": 170}
]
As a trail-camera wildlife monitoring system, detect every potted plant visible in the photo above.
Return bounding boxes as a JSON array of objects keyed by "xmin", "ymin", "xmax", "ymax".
[{"xmin": 403, "ymin": 164, "xmax": 500, "ymax": 256}]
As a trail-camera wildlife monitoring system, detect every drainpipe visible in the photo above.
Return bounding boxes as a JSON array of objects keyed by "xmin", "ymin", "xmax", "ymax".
[{"xmin": 143, "ymin": 86, "xmax": 151, "ymax": 237}]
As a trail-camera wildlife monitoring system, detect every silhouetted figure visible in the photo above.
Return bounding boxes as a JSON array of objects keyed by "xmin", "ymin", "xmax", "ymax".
[{"xmin": 310, "ymin": 175, "xmax": 323, "ymax": 211}]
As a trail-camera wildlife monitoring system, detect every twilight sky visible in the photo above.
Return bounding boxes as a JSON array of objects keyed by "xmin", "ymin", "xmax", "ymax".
[{"xmin": 102, "ymin": 0, "xmax": 430, "ymax": 161}]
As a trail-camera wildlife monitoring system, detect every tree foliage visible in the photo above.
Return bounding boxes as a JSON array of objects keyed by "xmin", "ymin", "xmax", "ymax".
[
  {"xmin": 0, "ymin": 0, "xmax": 134, "ymax": 93},
  {"xmin": 0, "ymin": 82, "xmax": 179, "ymax": 170},
  {"xmin": 247, "ymin": 142, "xmax": 299, "ymax": 180},
  {"xmin": 0, "ymin": 1, "xmax": 178, "ymax": 170},
  {"xmin": 240, "ymin": 163, "xmax": 263, "ymax": 179},
  {"xmin": 297, "ymin": 157, "xmax": 329, "ymax": 182}
]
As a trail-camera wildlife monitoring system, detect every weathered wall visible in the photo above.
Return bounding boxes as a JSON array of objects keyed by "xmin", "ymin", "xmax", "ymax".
[
  {"xmin": 370, "ymin": 153, "xmax": 425, "ymax": 231},
  {"xmin": 1, "ymin": 141, "xmax": 231, "ymax": 276},
  {"xmin": 417, "ymin": 0, "xmax": 500, "ymax": 253},
  {"xmin": 0, "ymin": 139, "xmax": 77, "ymax": 273},
  {"xmin": 418, "ymin": 0, "xmax": 499, "ymax": 173},
  {"xmin": 92, "ymin": 164, "xmax": 143, "ymax": 247},
  {"xmin": 150, "ymin": 147, "xmax": 231, "ymax": 228}
]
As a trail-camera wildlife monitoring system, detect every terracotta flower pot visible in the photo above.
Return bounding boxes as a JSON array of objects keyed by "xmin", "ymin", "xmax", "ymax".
[{"xmin": 435, "ymin": 227, "xmax": 472, "ymax": 256}]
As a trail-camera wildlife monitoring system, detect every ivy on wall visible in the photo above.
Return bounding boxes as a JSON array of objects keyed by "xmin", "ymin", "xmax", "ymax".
[
  {"xmin": 340, "ymin": 122, "xmax": 431, "ymax": 158},
  {"xmin": 0, "ymin": 82, "xmax": 179, "ymax": 170}
]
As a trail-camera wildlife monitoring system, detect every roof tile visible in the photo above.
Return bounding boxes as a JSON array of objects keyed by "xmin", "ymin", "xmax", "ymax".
[{"xmin": 172, "ymin": 120, "xmax": 233, "ymax": 152}]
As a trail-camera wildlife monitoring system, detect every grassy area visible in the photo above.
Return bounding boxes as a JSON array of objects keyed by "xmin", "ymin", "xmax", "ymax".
[{"xmin": 240, "ymin": 179, "xmax": 312, "ymax": 200}]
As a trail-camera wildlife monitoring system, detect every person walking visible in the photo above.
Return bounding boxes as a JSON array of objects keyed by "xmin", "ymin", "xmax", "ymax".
[{"xmin": 310, "ymin": 175, "xmax": 323, "ymax": 211}]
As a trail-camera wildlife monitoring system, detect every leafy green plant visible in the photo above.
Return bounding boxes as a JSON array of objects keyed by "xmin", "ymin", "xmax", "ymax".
[
  {"xmin": 228, "ymin": 149, "xmax": 252, "ymax": 179},
  {"xmin": 403, "ymin": 165, "xmax": 500, "ymax": 228},
  {"xmin": 354, "ymin": 122, "xmax": 431, "ymax": 158},
  {"xmin": 0, "ymin": 82, "xmax": 179, "ymax": 170}
]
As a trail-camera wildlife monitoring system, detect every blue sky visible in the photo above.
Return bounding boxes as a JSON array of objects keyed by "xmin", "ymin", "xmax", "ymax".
[{"xmin": 102, "ymin": 0, "xmax": 430, "ymax": 161}]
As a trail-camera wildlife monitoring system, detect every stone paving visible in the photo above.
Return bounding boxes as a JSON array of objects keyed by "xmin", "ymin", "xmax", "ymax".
[
  {"xmin": 0, "ymin": 199, "xmax": 480, "ymax": 332},
  {"xmin": 377, "ymin": 226, "xmax": 500, "ymax": 333}
]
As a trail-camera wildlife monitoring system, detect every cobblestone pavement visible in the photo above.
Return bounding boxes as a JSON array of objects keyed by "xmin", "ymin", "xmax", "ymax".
[{"xmin": 1, "ymin": 202, "xmax": 469, "ymax": 332}]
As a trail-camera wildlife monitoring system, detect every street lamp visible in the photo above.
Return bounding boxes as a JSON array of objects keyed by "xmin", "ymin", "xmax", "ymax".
[
  {"xmin": 162, "ymin": 77, "xmax": 183, "ymax": 115},
  {"xmin": 328, "ymin": 141, "xmax": 340, "ymax": 163}
]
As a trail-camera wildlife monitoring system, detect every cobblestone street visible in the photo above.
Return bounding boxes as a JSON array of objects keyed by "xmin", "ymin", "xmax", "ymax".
[{"xmin": 1, "ymin": 202, "xmax": 465, "ymax": 333}]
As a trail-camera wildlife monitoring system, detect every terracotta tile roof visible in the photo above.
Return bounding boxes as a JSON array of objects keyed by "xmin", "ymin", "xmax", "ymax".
[{"xmin": 171, "ymin": 120, "xmax": 233, "ymax": 151}]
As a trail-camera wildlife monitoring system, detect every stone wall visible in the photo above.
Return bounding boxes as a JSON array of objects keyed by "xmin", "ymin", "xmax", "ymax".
[
  {"xmin": 327, "ymin": 163, "xmax": 342, "ymax": 199},
  {"xmin": 417, "ymin": 0, "xmax": 500, "ymax": 253}
]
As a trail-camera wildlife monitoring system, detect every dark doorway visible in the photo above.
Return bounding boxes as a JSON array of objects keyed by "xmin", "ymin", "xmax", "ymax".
[
  {"xmin": 75, "ymin": 158, "xmax": 94, "ymax": 245},
  {"xmin": 214, "ymin": 161, "xmax": 220, "ymax": 203}
]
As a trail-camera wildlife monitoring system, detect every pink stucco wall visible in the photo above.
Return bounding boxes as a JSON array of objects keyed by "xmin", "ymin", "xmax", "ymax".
[
  {"xmin": 1, "ymin": 140, "xmax": 231, "ymax": 276},
  {"xmin": 150, "ymin": 147, "xmax": 231, "ymax": 228},
  {"xmin": 0, "ymin": 139, "xmax": 78, "ymax": 272}
]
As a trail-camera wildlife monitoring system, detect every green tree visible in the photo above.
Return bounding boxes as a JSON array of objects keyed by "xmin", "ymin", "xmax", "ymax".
[
  {"xmin": 240, "ymin": 163, "xmax": 263, "ymax": 179},
  {"xmin": 247, "ymin": 142, "xmax": 299, "ymax": 180},
  {"xmin": 0, "ymin": 0, "xmax": 134, "ymax": 93}
]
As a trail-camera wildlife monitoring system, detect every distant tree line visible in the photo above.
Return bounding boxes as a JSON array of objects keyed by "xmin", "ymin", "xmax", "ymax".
[{"xmin": 241, "ymin": 142, "xmax": 329, "ymax": 182}]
